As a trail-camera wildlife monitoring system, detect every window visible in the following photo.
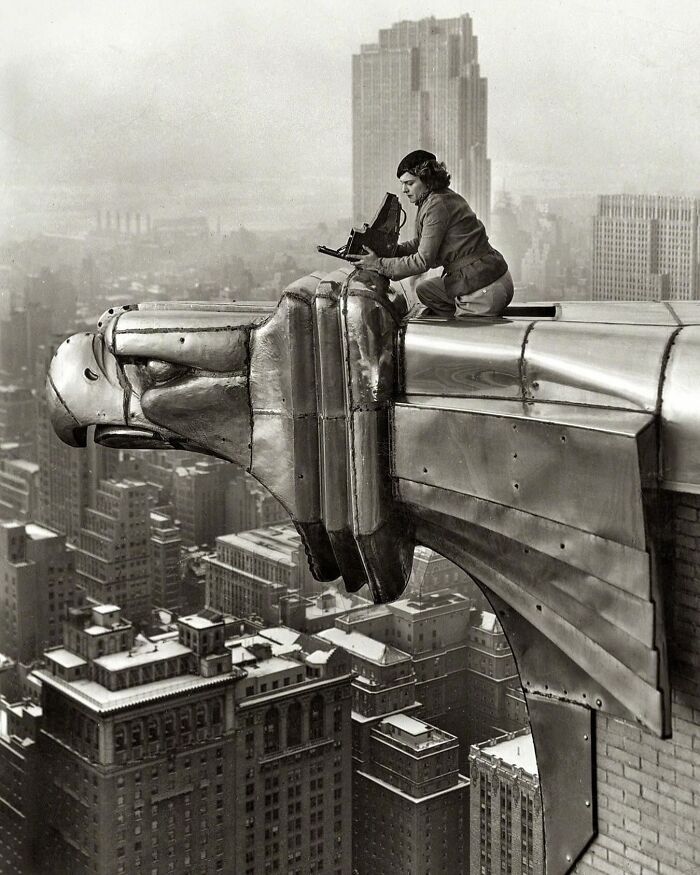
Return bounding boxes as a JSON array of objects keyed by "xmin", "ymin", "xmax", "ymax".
[
  {"xmin": 264, "ymin": 708, "xmax": 279, "ymax": 753},
  {"xmin": 287, "ymin": 702, "xmax": 302, "ymax": 747},
  {"xmin": 309, "ymin": 695, "xmax": 324, "ymax": 740}
]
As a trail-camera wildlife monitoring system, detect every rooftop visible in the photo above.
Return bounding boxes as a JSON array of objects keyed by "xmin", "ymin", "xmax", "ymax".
[
  {"xmin": 179, "ymin": 613, "xmax": 222, "ymax": 630},
  {"xmin": 45, "ymin": 648, "xmax": 87, "ymax": 670},
  {"xmin": 317, "ymin": 627, "xmax": 408, "ymax": 665},
  {"xmin": 480, "ymin": 731, "xmax": 538, "ymax": 776},
  {"xmin": 391, "ymin": 590, "xmax": 471, "ymax": 615},
  {"xmin": 377, "ymin": 713, "xmax": 455, "ymax": 751},
  {"xmin": 36, "ymin": 669, "xmax": 238, "ymax": 714},
  {"xmin": 240, "ymin": 654, "xmax": 302, "ymax": 679},
  {"xmin": 477, "ymin": 611, "xmax": 500, "ymax": 634},
  {"xmin": 93, "ymin": 604, "xmax": 121, "ymax": 615},
  {"xmin": 93, "ymin": 637, "xmax": 190, "ymax": 671}
]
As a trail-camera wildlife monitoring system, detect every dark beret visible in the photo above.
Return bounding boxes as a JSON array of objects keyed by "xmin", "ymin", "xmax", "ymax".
[{"xmin": 396, "ymin": 150, "xmax": 437, "ymax": 178}]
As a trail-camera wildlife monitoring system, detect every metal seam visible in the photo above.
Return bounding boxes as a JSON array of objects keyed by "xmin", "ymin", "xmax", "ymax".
[
  {"xmin": 46, "ymin": 373, "xmax": 82, "ymax": 426},
  {"xmin": 654, "ymin": 324, "xmax": 684, "ymax": 482},
  {"xmin": 518, "ymin": 320, "xmax": 538, "ymax": 405}
]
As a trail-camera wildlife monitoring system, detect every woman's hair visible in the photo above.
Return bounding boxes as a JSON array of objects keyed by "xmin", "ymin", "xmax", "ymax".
[{"xmin": 410, "ymin": 159, "xmax": 451, "ymax": 191}]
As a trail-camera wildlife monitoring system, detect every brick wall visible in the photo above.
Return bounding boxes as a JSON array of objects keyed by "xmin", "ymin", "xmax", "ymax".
[{"xmin": 573, "ymin": 493, "xmax": 700, "ymax": 874}]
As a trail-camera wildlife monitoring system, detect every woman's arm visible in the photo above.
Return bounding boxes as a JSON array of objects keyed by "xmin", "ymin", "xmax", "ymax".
[
  {"xmin": 377, "ymin": 200, "xmax": 449, "ymax": 280},
  {"xmin": 394, "ymin": 237, "xmax": 419, "ymax": 257}
]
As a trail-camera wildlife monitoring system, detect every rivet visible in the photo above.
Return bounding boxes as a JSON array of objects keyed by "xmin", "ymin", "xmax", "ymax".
[
  {"xmin": 423, "ymin": 467, "xmax": 428, "ymax": 473},
  {"xmin": 179, "ymin": 337, "xmax": 185, "ymax": 344},
  {"xmin": 560, "ymin": 543, "xmax": 565, "ymax": 549},
  {"xmin": 513, "ymin": 483, "xmax": 519, "ymax": 490},
  {"xmin": 566, "ymin": 855, "xmax": 572, "ymax": 862},
  {"xmin": 513, "ymin": 452, "xmax": 518, "ymax": 459},
  {"xmin": 536, "ymin": 604, "xmax": 542, "ymax": 612},
  {"xmin": 532, "ymin": 381, "xmax": 539, "ymax": 389},
  {"xmin": 583, "ymin": 734, "xmax": 589, "ymax": 741},
  {"xmin": 585, "ymin": 801, "xmax": 590, "ymax": 808}
]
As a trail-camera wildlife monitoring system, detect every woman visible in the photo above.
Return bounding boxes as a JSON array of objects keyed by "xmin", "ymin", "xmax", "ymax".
[{"xmin": 349, "ymin": 149, "xmax": 513, "ymax": 317}]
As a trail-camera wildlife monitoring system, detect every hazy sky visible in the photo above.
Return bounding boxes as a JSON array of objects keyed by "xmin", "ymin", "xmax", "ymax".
[{"xmin": 1, "ymin": 0, "xmax": 698, "ymax": 221}]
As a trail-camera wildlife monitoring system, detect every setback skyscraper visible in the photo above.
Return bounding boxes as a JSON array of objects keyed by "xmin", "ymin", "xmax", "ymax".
[
  {"xmin": 592, "ymin": 194, "xmax": 699, "ymax": 300},
  {"xmin": 353, "ymin": 14, "xmax": 491, "ymax": 226}
]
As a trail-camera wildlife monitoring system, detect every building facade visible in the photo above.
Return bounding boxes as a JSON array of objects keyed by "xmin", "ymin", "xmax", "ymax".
[
  {"xmin": 0, "ymin": 698, "xmax": 42, "ymax": 875},
  {"xmin": 206, "ymin": 523, "xmax": 334, "ymax": 625},
  {"xmin": 73, "ymin": 478, "xmax": 153, "ymax": 622},
  {"xmin": 466, "ymin": 611, "xmax": 522, "ymax": 742},
  {"xmin": 353, "ymin": 713, "xmax": 469, "ymax": 875},
  {"xmin": 150, "ymin": 510, "xmax": 183, "ymax": 612},
  {"xmin": 173, "ymin": 459, "xmax": 236, "ymax": 547},
  {"xmin": 0, "ymin": 521, "xmax": 82, "ymax": 668},
  {"xmin": 469, "ymin": 730, "xmax": 544, "ymax": 875},
  {"xmin": 34, "ymin": 606, "xmax": 353, "ymax": 875},
  {"xmin": 353, "ymin": 14, "xmax": 491, "ymax": 226},
  {"xmin": 592, "ymin": 194, "xmax": 699, "ymax": 301}
]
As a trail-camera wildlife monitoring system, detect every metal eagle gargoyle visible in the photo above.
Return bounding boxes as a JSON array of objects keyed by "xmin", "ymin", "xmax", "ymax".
[{"xmin": 47, "ymin": 265, "xmax": 700, "ymax": 873}]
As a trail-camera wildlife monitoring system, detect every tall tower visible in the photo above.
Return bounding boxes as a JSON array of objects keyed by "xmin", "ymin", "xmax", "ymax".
[
  {"xmin": 592, "ymin": 194, "xmax": 700, "ymax": 301},
  {"xmin": 352, "ymin": 14, "xmax": 491, "ymax": 226},
  {"xmin": 73, "ymin": 478, "xmax": 153, "ymax": 623}
]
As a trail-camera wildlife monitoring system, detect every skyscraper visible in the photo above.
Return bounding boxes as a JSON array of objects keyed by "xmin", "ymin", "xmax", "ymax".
[
  {"xmin": 73, "ymin": 478, "xmax": 153, "ymax": 622},
  {"xmin": 353, "ymin": 14, "xmax": 491, "ymax": 225},
  {"xmin": 469, "ymin": 730, "xmax": 544, "ymax": 875},
  {"xmin": 592, "ymin": 194, "xmax": 699, "ymax": 301},
  {"xmin": 354, "ymin": 714, "xmax": 469, "ymax": 875},
  {"xmin": 149, "ymin": 509, "xmax": 183, "ymax": 611},
  {"xmin": 0, "ymin": 521, "xmax": 82, "ymax": 667}
]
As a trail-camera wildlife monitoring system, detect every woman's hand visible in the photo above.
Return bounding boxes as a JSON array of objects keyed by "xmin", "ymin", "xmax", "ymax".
[{"xmin": 347, "ymin": 246, "xmax": 382, "ymax": 272}]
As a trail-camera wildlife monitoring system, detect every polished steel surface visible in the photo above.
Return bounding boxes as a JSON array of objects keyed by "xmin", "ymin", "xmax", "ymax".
[
  {"xmin": 394, "ymin": 398, "xmax": 656, "ymax": 550},
  {"xmin": 49, "ymin": 278, "xmax": 700, "ymax": 875},
  {"xmin": 524, "ymin": 321, "xmax": 676, "ymax": 410},
  {"xmin": 660, "ymin": 325, "xmax": 700, "ymax": 491},
  {"xmin": 396, "ymin": 480, "xmax": 651, "ymax": 598},
  {"xmin": 403, "ymin": 319, "xmax": 528, "ymax": 397}
]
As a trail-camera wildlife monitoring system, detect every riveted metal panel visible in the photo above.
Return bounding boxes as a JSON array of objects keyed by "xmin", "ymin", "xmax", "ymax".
[
  {"xmin": 526, "ymin": 695, "xmax": 596, "ymax": 875},
  {"xmin": 394, "ymin": 398, "xmax": 655, "ymax": 550},
  {"xmin": 314, "ymin": 275, "xmax": 350, "ymax": 532},
  {"xmin": 524, "ymin": 321, "xmax": 676, "ymax": 410},
  {"xmin": 250, "ymin": 290, "xmax": 317, "ymax": 415},
  {"xmin": 402, "ymin": 319, "xmax": 530, "ymax": 397},
  {"xmin": 395, "ymin": 480, "xmax": 651, "ymax": 598},
  {"xmin": 342, "ymin": 285, "xmax": 398, "ymax": 408},
  {"xmin": 108, "ymin": 310, "xmax": 253, "ymax": 372},
  {"xmin": 660, "ymin": 326, "xmax": 700, "ymax": 491},
  {"xmin": 143, "ymin": 375, "xmax": 251, "ymax": 469},
  {"xmin": 250, "ymin": 413, "xmax": 320, "ymax": 517},
  {"xmin": 411, "ymin": 508, "xmax": 668, "ymax": 736}
]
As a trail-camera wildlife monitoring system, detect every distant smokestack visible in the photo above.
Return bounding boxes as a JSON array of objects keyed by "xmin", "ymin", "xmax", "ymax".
[
  {"xmin": 146, "ymin": 213, "xmax": 152, "ymax": 234},
  {"xmin": 136, "ymin": 212, "xmax": 142, "ymax": 235},
  {"xmin": 105, "ymin": 210, "xmax": 112, "ymax": 231},
  {"xmin": 126, "ymin": 212, "xmax": 131, "ymax": 235},
  {"xmin": 116, "ymin": 212, "xmax": 121, "ymax": 234},
  {"xmin": 96, "ymin": 209, "xmax": 102, "ymax": 232}
]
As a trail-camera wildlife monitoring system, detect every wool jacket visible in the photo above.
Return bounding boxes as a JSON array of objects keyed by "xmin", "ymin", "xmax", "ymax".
[{"xmin": 377, "ymin": 188, "xmax": 502, "ymax": 282}]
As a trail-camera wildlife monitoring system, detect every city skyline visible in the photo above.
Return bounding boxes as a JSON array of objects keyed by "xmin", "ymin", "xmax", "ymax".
[{"xmin": 2, "ymin": 1, "xmax": 699, "ymax": 238}]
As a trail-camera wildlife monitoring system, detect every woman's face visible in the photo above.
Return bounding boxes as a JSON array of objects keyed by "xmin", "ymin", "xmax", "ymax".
[{"xmin": 399, "ymin": 172, "xmax": 429, "ymax": 204}]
